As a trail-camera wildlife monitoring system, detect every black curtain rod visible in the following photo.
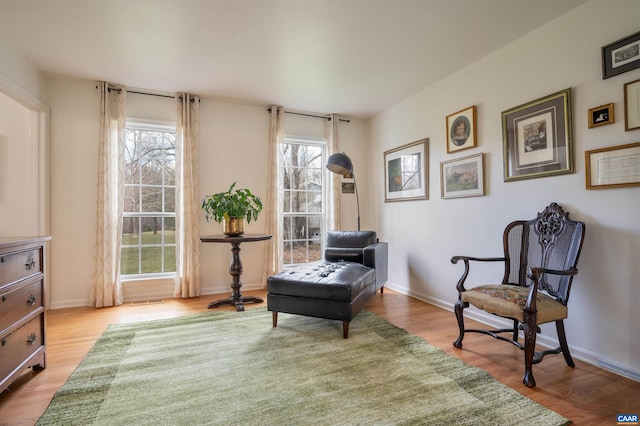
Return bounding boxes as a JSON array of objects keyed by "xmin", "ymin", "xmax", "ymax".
[
  {"xmin": 98, "ymin": 85, "xmax": 198, "ymax": 103},
  {"xmin": 127, "ymin": 89, "xmax": 199, "ymax": 103},
  {"xmin": 267, "ymin": 107, "xmax": 350, "ymax": 123},
  {"xmin": 127, "ymin": 89, "xmax": 174, "ymax": 99}
]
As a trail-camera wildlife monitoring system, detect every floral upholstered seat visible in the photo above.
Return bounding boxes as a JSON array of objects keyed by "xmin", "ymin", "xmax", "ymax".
[{"xmin": 451, "ymin": 203, "xmax": 585, "ymax": 388}]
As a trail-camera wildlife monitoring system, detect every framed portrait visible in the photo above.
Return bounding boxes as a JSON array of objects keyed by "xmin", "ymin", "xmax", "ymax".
[
  {"xmin": 501, "ymin": 88, "xmax": 574, "ymax": 182},
  {"xmin": 585, "ymin": 142, "xmax": 640, "ymax": 189},
  {"xmin": 602, "ymin": 31, "xmax": 640, "ymax": 79},
  {"xmin": 588, "ymin": 103, "xmax": 614, "ymax": 128},
  {"xmin": 384, "ymin": 138, "xmax": 429, "ymax": 202},
  {"xmin": 624, "ymin": 78, "xmax": 640, "ymax": 131},
  {"xmin": 440, "ymin": 153, "xmax": 484, "ymax": 199},
  {"xmin": 446, "ymin": 105, "xmax": 477, "ymax": 153}
]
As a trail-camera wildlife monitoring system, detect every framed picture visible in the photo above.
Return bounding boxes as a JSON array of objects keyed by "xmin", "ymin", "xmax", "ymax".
[
  {"xmin": 602, "ymin": 31, "xmax": 640, "ymax": 79},
  {"xmin": 341, "ymin": 182, "xmax": 355, "ymax": 194},
  {"xmin": 440, "ymin": 153, "xmax": 484, "ymax": 199},
  {"xmin": 384, "ymin": 138, "xmax": 429, "ymax": 202},
  {"xmin": 588, "ymin": 103, "xmax": 614, "ymax": 128},
  {"xmin": 501, "ymin": 88, "xmax": 574, "ymax": 182},
  {"xmin": 585, "ymin": 142, "xmax": 640, "ymax": 189},
  {"xmin": 446, "ymin": 105, "xmax": 477, "ymax": 153},
  {"xmin": 624, "ymin": 78, "xmax": 640, "ymax": 131}
]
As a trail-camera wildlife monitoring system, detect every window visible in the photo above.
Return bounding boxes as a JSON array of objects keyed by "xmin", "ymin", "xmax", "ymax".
[
  {"xmin": 282, "ymin": 139, "xmax": 325, "ymax": 265},
  {"xmin": 121, "ymin": 122, "xmax": 176, "ymax": 277}
]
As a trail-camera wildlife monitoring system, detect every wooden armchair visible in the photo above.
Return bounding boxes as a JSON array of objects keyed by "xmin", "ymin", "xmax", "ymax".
[{"xmin": 451, "ymin": 203, "xmax": 585, "ymax": 387}]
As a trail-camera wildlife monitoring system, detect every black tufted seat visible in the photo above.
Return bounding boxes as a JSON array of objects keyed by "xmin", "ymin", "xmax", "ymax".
[{"xmin": 267, "ymin": 231, "xmax": 388, "ymax": 338}]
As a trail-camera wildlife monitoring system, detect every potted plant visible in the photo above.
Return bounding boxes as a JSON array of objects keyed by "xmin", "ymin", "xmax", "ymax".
[{"xmin": 201, "ymin": 182, "xmax": 263, "ymax": 236}]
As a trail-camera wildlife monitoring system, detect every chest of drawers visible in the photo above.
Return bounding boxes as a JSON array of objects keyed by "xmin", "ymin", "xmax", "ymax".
[{"xmin": 0, "ymin": 236, "xmax": 50, "ymax": 393}]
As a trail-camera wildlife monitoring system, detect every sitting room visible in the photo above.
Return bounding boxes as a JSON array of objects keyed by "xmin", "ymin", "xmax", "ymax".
[{"xmin": 1, "ymin": 1, "xmax": 639, "ymax": 424}]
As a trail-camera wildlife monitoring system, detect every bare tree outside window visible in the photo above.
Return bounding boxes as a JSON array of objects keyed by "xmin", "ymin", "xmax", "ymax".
[
  {"xmin": 282, "ymin": 140, "xmax": 325, "ymax": 265},
  {"xmin": 121, "ymin": 125, "xmax": 176, "ymax": 276}
]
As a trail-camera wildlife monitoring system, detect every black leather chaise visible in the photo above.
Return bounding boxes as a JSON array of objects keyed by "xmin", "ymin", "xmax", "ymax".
[{"xmin": 267, "ymin": 231, "xmax": 388, "ymax": 338}]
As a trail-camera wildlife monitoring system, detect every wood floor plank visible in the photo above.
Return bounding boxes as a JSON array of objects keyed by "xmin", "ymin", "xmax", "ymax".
[{"xmin": 0, "ymin": 289, "xmax": 637, "ymax": 425}]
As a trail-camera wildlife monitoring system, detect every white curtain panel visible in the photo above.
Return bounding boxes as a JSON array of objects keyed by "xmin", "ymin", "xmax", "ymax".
[
  {"xmin": 325, "ymin": 114, "xmax": 341, "ymax": 231},
  {"xmin": 90, "ymin": 82, "xmax": 126, "ymax": 307},
  {"xmin": 174, "ymin": 94, "xmax": 201, "ymax": 298},
  {"xmin": 261, "ymin": 105, "xmax": 285, "ymax": 284}
]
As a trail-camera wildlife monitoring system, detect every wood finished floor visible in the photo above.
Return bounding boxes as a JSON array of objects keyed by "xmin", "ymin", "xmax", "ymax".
[{"xmin": 0, "ymin": 289, "xmax": 638, "ymax": 425}]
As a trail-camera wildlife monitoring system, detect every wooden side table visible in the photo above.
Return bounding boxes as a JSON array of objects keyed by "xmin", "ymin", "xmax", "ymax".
[{"xmin": 199, "ymin": 234, "xmax": 272, "ymax": 311}]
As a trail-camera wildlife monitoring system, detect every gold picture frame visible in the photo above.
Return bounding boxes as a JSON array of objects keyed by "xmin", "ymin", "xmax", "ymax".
[
  {"xmin": 501, "ymin": 88, "xmax": 573, "ymax": 182},
  {"xmin": 440, "ymin": 153, "xmax": 484, "ymax": 199},
  {"xmin": 585, "ymin": 141, "xmax": 640, "ymax": 189},
  {"xmin": 446, "ymin": 105, "xmax": 477, "ymax": 153},
  {"xmin": 384, "ymin": 138, "xmax": 429, "ymax": 202},
  {"xmin": 588, "ymin": 103, "xmax": 614, "ymax": 128},
  {"xmin": 624, "ymin": 78, "xmax": 640, "ymax": 131}
]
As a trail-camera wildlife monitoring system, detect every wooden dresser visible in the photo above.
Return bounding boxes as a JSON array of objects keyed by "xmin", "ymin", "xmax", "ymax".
[{"xmin": 0, "ymin": 236, "xmax": 50, "ymax": 393}]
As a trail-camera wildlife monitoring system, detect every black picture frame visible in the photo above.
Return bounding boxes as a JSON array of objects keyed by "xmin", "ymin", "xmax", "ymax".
[
  {"xmin": 602, "ymin": 31, "xmax": 640, "ymax": 79},
  {"xmin": 501, "ymin": 88, "xmax": 574, "ymax": 182}
]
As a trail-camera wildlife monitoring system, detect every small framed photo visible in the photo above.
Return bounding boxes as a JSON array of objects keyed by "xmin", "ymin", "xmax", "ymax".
[
  {"xmin": 501, "ymin": 88, "xmax": 574, "ymax": 182},
  {"xmin": 602, "ymin": 31, "xmax": 640, "ymax": 79},
  {"xmin": 341, "ymin": 182, "xmax": 355, "ymax": 194},
  {"xmin": 446, "ymin": 105, "xmax": 477, "ymax": 153},
  {"xmin": 440, "ymin": 153, "xmax": 484, "ymax": 199},
  {"xmin": 624, "ymin": 78, "xmax": 640, "ymax": 131},
  {"xmin": 384, "ymin": 138, "xmax": 429, "ymax": 202},
  {"xmin": 588, "ymin": 103, "xmax": 614, "ymax": 128},
  {"xmin": 585, "ymin": 142, "xmax": 640, "ymax": 189}
]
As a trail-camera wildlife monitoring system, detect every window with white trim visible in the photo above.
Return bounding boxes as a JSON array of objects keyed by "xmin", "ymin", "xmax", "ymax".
[
  {"xmin": 121, "ymin": 121, "xmax": 176, "ymax": 277},
  {"xmin": 282, "ymin": 139, "xmax": 325, "ymax": 265}
]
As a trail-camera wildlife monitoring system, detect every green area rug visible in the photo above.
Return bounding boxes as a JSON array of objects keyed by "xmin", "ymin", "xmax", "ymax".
[{"xmin": 37, "ymin": 308, "xmax": 570, "ymax": 425}]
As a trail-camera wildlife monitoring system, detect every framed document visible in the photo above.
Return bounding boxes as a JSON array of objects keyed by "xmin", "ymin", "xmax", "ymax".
[{"xmin": 585, "ymin": 142, "xmax": 640, "ymax": 189}]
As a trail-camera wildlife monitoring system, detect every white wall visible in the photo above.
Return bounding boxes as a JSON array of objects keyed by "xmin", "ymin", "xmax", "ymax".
[
  {"xmin": 0, "ymin": 33, "xmax": 50, "ymax": 246},
  {"xmin": 0, "ymin": 91, "xmax": 38, "ymax": 235},
  {"xmin": 43, "ymin": 76, "xmax": 366, "ymax": 307},
  {"xmin": 366, "ymin": 0, "xmax": 640, "ymax": 377}
]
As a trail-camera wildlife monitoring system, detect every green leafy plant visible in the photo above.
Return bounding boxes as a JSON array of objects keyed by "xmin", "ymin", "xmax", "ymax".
[{"xmin": 201, "ymin": 182, "xmax": 263, "ymax": 223}]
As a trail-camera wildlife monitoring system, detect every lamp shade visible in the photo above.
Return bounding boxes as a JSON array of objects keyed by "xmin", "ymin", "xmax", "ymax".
[{"xmin": 326, "ymin": 153, "xmax": 353, "ymax": 177}]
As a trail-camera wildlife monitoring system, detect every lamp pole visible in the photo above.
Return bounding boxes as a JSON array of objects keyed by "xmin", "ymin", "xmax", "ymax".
[{"xmin": 353, "ymin": 174, "xmax": 360, "ymax": 231}]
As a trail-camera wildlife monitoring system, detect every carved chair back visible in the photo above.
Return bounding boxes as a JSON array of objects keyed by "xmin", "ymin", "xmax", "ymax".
[{"xmin": 501, "ymin": 203, "xmax": 585, "ymax": 306}]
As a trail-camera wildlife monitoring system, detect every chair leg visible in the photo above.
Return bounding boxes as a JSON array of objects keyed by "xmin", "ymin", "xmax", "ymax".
[
  {"xmin": 272, "ymin": 311, "xmax": 278, "ymax": 328},
  {"xmin": 453, "ymin": 300, "xmax": 468, "ymax": 348},
  {"xmin": 342, "ymin": 321, "xmax": 349, "ymax": 339},
  {"xmin": 512, "ymin": 319, "xmax": 520, "ymax": 342},
  {"xmin": 556, "ymin": 320, "xmax": 575, "ymax": 367},
  {"xmin": 522, "ymin": 312, "xmax": 537, "ymax": 388}
]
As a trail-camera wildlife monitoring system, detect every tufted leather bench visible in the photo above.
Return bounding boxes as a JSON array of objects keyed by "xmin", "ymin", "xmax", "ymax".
[{"xmin": 267, "ymin": 231, "xmax": 388, "ymax": 338}]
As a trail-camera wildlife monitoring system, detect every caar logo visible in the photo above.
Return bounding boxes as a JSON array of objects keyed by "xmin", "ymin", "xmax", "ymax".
[{"xmin": 617, "ymin": 414, "xmax": 639, "ymax": 425}]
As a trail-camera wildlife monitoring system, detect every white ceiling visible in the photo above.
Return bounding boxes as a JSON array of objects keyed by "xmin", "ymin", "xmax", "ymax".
[{"xmin": 0, "ymin": 0, "xmax": 588, "ymax": 119}]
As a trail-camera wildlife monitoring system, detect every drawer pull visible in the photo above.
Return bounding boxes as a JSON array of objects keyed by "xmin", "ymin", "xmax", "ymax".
[
  {"xmin": 27, "ymin": 294, "xmax": 37, "ymax": 306},
  {"xmin": 25, "ymin": 258, "xmax": 37, "ymax": 270},
  {"xmin": 1, "ymin": 295, "xmax": 6, "ymax": 302},
  {"xmin": 26, "ymin": 333, "xmax": 38, "ymax": 345},
  {"xmin": 0, "ymin": 256, "xmax": 5, "ymax": 263},
  {"xmin": 1, "ymin": 339, "xmax": 5, "ymax": 346}
]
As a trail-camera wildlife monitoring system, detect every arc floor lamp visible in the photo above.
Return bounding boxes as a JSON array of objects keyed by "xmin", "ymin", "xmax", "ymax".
[{"xmin": 326, "ymin": 152, "xmax": 360, "ymax": 231}]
